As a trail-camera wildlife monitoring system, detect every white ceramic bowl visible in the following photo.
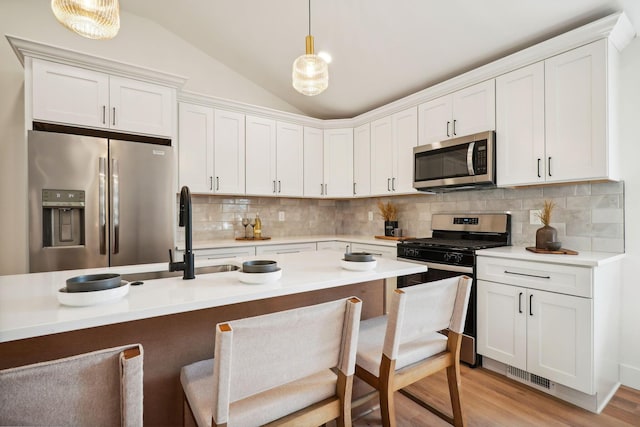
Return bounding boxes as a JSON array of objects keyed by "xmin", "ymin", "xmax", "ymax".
[
  {"xmin": 237, "ymin": 268, "xmax": 282, "ymax": 284},
  {"xmin": 58, "ymin": 281, "xmax": 130, "ymax": 307},
  {"xmin": 340, "ymin": 259, "xmax": 377, "ymax": 271}
]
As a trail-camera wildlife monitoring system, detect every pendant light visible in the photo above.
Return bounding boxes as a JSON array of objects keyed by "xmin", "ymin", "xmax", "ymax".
[
  {"xmin": 51, "ymin": 0, "xmax": 120, "ymax": 40},
  {"xmin": 292, "ymin": 0, "xmax": 328, "ymax": 96}
]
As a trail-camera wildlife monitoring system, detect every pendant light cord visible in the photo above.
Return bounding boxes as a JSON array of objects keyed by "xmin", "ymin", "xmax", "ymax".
[{"xmin": 308, "ymin": 0, "xmax": 311, "ymax": 36}]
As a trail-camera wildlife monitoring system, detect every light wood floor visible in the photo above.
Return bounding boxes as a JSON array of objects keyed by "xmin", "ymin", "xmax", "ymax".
[{"xmin": 353, "ymin": 365, "xmax": 640, "ymax": 426}]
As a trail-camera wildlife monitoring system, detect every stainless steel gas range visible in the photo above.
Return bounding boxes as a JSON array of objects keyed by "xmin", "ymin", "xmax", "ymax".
[{"xmin": 396, "ymin": 213, "xmax": 511, "ymax": 366}]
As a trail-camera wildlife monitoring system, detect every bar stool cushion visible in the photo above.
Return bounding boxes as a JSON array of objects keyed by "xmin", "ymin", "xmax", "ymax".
[
  {"xmin": 181, "ymin": 358, "xmax": 337, "ymax": 427},
  {"xmin": 356, "ymin": 315, "xmax": 448, "ymax": 375}
]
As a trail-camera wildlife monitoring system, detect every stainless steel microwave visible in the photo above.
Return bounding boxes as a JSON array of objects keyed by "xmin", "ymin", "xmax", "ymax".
[{"xmin": 413, "ymin": 131, "xmax": 495, "ymax": 191}]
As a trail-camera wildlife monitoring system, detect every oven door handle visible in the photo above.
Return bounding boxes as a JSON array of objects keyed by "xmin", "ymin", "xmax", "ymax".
[{"xmin": 424, "ymin": 261, "xmax": 473, "ymax": 274}]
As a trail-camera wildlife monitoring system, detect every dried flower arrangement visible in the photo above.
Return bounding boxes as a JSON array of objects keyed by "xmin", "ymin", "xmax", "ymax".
[
  {"xmin": 377, "ymin": 200, "xmax": 398, "ymax": 221},
  {"xmin": 536, "ymin": 200, "xmax": 556, "ymax": 226}
]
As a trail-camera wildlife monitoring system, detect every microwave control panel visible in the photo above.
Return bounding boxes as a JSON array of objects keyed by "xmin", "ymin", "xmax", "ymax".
[{"xmin": 474, "ymin": 141, "xmax": 488, "ymax": 174}]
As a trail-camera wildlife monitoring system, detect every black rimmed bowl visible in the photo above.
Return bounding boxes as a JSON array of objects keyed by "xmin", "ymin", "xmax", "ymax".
[
  {"xmin": 344, "ymin": 252, "xmax": 375, "ymax": 262},
  {"xmin": 242, "ymin": 260, "xmax": 278, "ymax": 273},
  {"xmin": 66, "ymin": 273, "xmax": 122, "ymax": 293}
]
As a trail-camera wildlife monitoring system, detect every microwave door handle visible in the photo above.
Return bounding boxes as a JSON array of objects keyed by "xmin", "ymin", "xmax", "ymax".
[{"xmin": 467, "ymin": 142, "xmax": 475, "ymax": 175}]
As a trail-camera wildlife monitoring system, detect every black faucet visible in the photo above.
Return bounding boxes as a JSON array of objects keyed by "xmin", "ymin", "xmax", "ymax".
[{"xmin": 169, "ymin": 186, "xmax": 195, "ymax": 279}]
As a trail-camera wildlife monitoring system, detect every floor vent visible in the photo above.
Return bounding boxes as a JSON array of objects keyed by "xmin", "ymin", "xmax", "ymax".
[{"xmin": 506, "ymin": 365, "xmax": 556, "ymax": 394}]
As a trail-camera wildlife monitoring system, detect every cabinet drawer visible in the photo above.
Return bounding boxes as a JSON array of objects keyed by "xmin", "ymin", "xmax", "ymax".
[
  {"xmin": 349, "ymin": 243, "xmax": 397, "ymax": 259},
  {"xmin": 477, "ymin": 256, "xmax": 592, "ymax": 298},
  {"xmin": 317, "ymin": 241, "xmax": 348, "ymax": 251},
  {"xmin": 256, "ymin": 242, "xmax": 317, "ymax": 255},
  {"xmin": 194, "ymin": 246, "xmax": 256, "ymax": 260}
]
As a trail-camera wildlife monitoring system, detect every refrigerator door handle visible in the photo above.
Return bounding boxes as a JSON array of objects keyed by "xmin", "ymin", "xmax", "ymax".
[
  {"xmin": 112, "ymin": 158, "xmax": 120, "ymax": 254},
  {"xmin": 99, "ymin": 157, "xmax": 107, "ymax": 255}
]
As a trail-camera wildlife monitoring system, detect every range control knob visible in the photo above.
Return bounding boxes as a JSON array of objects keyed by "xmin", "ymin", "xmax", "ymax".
[{"xmin": 444, "ymin": 252, "xmax": 463, "ymax": 264}]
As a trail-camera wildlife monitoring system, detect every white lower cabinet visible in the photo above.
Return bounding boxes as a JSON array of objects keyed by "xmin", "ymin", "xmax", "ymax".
[
  {"xmin": 476, "ymin": 254, "xmax": 621, "ymax": 413},
  {"xmin": 477, "ymin": 279, "xmax": 592, "ymax": 393},
  {"xmin": 317, "ymin": 241, "xmax": 349, "ymax": 251}
]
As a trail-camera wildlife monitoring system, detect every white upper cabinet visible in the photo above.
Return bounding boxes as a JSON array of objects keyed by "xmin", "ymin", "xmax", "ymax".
[
  {"xmin": 32, "ymin": 59, "xmax": 174, "ymax": 138},
  {"xmin": 275, "ymin": 121, "xmax": 304, "ymax": 197},
  {"xmin": 246, "ymin": 117, "xmax": 303, "ymax": 197},
  {"xmin": 323, "ymin": 128, "xmax": 354, "ymax": 198},
  {"xmin": 496, "ymin": 62, "xmax": 546, "ymax": 186},
  {"xmin": 497, "ymin": 39, "xmax": 616, "ymax": 186},
  {"xmin": 392, "ymin": 107, "xmax": 418, "ymax": 193},
  {"xmin": 245, "ymin": 115, "xmax": 277, "ymax": 196},
  {"xmin": 214, "ymin": 109, "xmax": 245, "ymax": 194},
  {"xmin": 370, "ymin": 107, "xmax": 417, "ymax": 196},
  {"xmin": 545, "ymin": 39, "xmax": 609, "ymax": 182},
  {"xmin": 178, "ymin": 104, "xmax": 244, "ymax": 195},
  {"xmin": 178, "ymin": 102, "xmax": 214, "ymax": 193},
  {"xmin": 353, "ymin": 123, "xmax": 371, "ymax": 197},
  {"xmin": 303, "ymin": 126, "xmax": 324, "ymax": 197},
  {"xmin": 418, "ymin": 80, "xmax": 495, "ymax": 146}
]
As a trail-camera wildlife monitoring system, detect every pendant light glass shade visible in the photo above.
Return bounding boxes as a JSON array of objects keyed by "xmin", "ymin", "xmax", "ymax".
[
  {"xmin": 292, "ymin": 35, "xmax": 328, "ymax": 96},
  {"xmin": 51, "ymin": 0, "xmax": 120, "ymax": 40}
]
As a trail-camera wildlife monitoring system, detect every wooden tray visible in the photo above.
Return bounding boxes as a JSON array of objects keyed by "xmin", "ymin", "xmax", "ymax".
[
  {"xmin": 235, "ymin": 237, "xmax": 271, "ymax": 241},
  {"xmin": 526, "ymin": 247, "xmax": 579, "ymax": 255},
  {"xmin": 375, "ymin": 235, "xmax": 416, "ymax": 241}
]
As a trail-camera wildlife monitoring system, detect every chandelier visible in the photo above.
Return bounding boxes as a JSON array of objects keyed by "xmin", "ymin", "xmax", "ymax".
[
  {"xmin": 51, "ymin": 0, "xmax": 120, "ymax": 40},
  {"xmin": 292, "ymin": 0, "xmax": 328, "ymax": 96}
]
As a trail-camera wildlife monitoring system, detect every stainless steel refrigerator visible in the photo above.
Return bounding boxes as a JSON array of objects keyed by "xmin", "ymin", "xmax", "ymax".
[{"xmin": 28, "ymin": 130, "xmax": 174, "ymax": 272}]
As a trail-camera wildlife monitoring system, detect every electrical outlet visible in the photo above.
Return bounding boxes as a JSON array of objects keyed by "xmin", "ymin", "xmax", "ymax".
[
  {"xmin": 368, "ymin": 211, "xmax": 373, "ymax": 221},
  {"xmin": 278, "ymin": 211, "xmax": 285, "ymax": 222},
  {"xmin": 530, "ymin": 210, "xmax": 542, "ymax": 225}
]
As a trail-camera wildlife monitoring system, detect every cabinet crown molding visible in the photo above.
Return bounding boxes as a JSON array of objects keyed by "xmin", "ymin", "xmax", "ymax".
[{"xmin": 6, "ymin": 35, "xmax": 188, "ymax": 89}]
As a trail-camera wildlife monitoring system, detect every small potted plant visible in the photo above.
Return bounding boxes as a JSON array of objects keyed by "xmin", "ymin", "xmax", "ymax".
[
  {"xmin": 535, "ymin": 200, "xmax": 558, "ymax": 249},
  {"xmin": 377, "ymin": 201, "xmax": 398, "ymax": 236}
]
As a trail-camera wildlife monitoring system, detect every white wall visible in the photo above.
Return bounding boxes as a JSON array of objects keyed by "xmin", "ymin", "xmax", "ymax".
[
  {"xmin": 0, "ymin": 0, "xmax": 302, "ymax": 275},
  {"xmin": 619, "ymin": 36, "xmax": 640, "ymax": 390}
]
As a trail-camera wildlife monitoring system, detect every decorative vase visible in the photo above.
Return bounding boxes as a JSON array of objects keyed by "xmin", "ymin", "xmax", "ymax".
[
  {"xmin": 535, "ymin": 225, "xmax": 557, "ymax": 249},
  {"xmin": 384, "ymin": 221, "xmax": 398, "ymax": 237}
]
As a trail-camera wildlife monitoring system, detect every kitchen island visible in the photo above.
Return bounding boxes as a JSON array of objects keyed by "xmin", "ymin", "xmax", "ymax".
[{"xmin": 0, "ymin": 250, "xmax": 426, "ymax": 426}]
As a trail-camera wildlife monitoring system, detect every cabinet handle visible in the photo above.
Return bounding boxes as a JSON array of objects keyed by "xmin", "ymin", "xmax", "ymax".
[
  {"xmin": 392, "ymin": 177, "xmax": 396, "ymax": 191},
  {"xmin": 453, "ymin": 119, "xmax": 457, "ymax": 136},
  {"xmin": 324, "ymin": 183, "xmax": 328, "ymax": 195},
  {"xmin": 273, "ymin": 180, "xmax": 277, "ymax": 193},
  {"xmin": 278, "ymin": 180, "xmax": 281, "ymax": 193},
  {"xmin": 216, "ymin": 177, "xmax": 220, "ymax": 191},
  {"xmin": 518, "ymin": 292, "xmax": 523, "ymax": 314},
  {"xmin": 446, "ymin": 121, "xmax": 450, "ymax": 137},
  {"xmin": 112, "ymin": 107, "xmax": 116, "ymax": 126},
  {"xmin": 548, "ymin": 157, "xmax": 552, "ymax": 177},
  {"xmin": 537, "ymin": 158, "xmax": 541, "ymax": 178},
  {"xmin": 320, "ymin": 183, "xmax": 324, "ymax": 195},
  {"xmin": 387, "ymin": 178, "xmax": 391, "ymax": 192},
  {"xmin": 102, "ymin": 106, "xmax": 106, "ymax": 124},
  {"xmin": 210, "ymin": 176, "xmax": 213, "ymax": 191},
  {"xmin": 353, "ymin": 182, "xmax": 356, "ymax": 195},
  {"xmin": 529, "ymin": 294, "xmax": 534, "ymax": 316},
  {"xmin": 504, "ymin": 270, "xmax": 550, "ymax": 279}
]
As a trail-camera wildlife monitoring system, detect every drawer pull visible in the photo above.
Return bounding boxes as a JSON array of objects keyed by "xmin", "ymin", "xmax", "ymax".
[{"xmin": 504, "ymin": 270, "xmax": 550, "ymax": 279}]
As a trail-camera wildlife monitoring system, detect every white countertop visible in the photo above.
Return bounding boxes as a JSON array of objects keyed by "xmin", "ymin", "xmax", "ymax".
[
  {"xmin": 476, "ymin": 246, "xmax": 625, "ymax": 267},
  {"xmin": 0, "ymin": 250, "xmax": 426, "ymax": 343},
  {"xmin": 183, "ymin": 235, "xmax": 400, "ymax": 251}
]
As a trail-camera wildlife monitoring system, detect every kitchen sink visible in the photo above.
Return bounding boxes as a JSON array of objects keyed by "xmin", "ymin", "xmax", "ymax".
[{"xmin": 121, "ymin": 264, "xmax": 239, "ymax": 282}]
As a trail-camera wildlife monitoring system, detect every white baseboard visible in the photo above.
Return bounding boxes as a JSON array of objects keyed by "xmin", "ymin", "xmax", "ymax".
[{"xmin": 620, "ymin": 363, "xmax": 640, "ymax": 390}]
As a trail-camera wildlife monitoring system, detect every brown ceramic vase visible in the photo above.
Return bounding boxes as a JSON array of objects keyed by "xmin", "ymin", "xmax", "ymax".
[{"xmin": 535, "ymin": 225, "xmax": 558, "ymax": 249}]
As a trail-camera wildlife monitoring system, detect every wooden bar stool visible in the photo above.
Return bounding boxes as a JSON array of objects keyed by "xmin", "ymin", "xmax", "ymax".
[
  {"xmin": 180, "ymin": 297, "xmax": 362, "ymax": 427},
  {"xmin": 0, "ymin": 343, "xmax": 144, "ymax": 426},
  {"xmin": 354, "ymin": 276, "xmax": 472, "ymax": 427}
]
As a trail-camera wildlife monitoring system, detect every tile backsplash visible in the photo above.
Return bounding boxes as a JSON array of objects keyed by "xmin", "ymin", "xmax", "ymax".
[{"xmin": 179, "ymin": 181, "xmax": 624, "ymax": 253}]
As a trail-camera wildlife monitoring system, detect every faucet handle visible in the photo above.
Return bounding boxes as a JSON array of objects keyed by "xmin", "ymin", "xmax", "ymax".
[{"xmin": 168, "ymin": 248, "xmax": 174, "ymax": 263}]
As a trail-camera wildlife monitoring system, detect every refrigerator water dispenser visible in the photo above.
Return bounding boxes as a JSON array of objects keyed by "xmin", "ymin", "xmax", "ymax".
[{"xmin": 42, "ymin": 189, "xmax": 85, "ymax": 247}]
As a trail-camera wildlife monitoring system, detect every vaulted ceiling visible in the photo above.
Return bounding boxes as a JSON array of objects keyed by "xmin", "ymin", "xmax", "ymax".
[{"xmin": 120, "ymin": 0, "xmax": 640, "ymax": 119}]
